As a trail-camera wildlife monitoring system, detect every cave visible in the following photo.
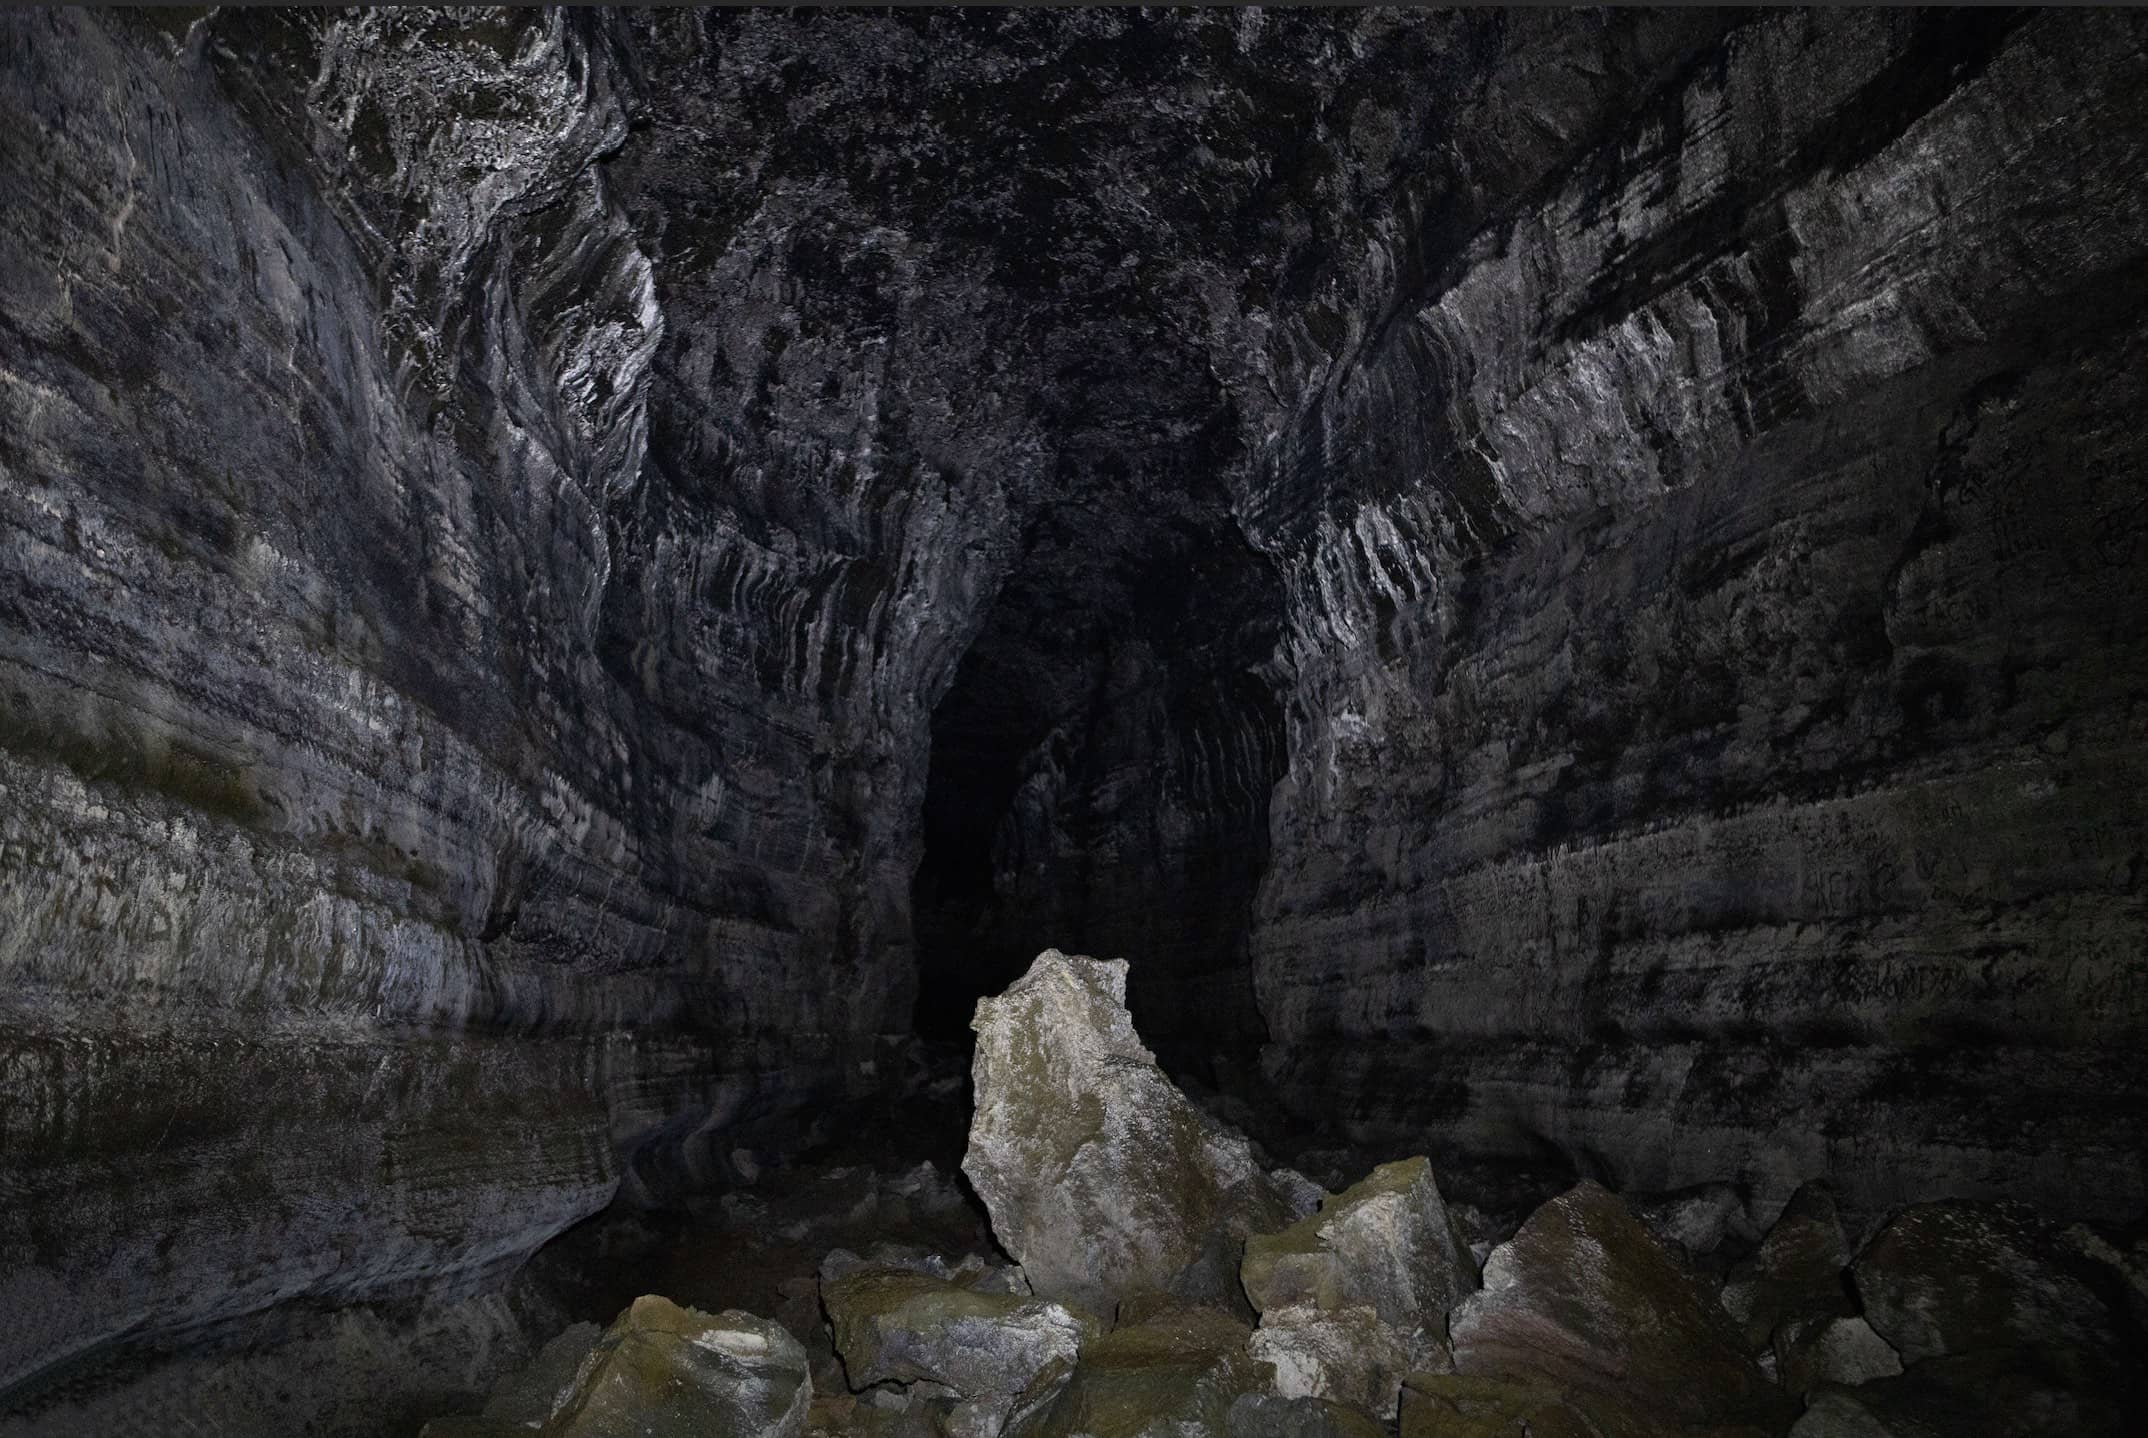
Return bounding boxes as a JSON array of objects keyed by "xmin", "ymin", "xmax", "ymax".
[{"xmin": 4, "ymin": 8, "xmax": 2146, "ymax": 1436}]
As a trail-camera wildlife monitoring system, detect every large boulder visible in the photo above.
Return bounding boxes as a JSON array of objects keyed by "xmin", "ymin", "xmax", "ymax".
[
  {"xmin": 1850, "ymin": 1201, "xmax": 2125, "ymax": 1372},
  {"xmin": 546, "ymin": 1296, "xmax": 811, "ymax": 1438},
  {"xmin": 1448, "ymin": 1182, "xmax": 1790, "ymax": 1433},
  {"xmin": 964, "ymin": 950, "xmax": 1292, "ymax": 1314},
  {"xmin": 1240, "ymin": 1156, "xmax": 1478, "ymax": 1331},
  {"xmin": 1005, "ymin": 1305, "xmax": 1272, "ymax": 1438},
  {"xmin": 819, "ymin": 1257, "xmax": 1097, "ymax": 1399}
]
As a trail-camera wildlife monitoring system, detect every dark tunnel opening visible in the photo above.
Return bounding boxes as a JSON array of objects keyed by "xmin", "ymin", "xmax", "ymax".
[{"xmin": 907, "ymin": 449, "xmax": 1292, "ymax": 1063}]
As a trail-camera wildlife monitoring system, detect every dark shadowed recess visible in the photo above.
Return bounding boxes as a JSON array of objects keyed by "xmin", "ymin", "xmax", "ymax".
[{"xmin": 911, "ymin": 425, "xmax": 1289, "ymax": 1074}]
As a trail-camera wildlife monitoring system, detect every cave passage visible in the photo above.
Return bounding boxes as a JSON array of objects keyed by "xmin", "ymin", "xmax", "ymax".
[
  {"xmin": 7, "ymin": 8, "xmax": 2148, "ymax": 1433},
  {"xmin": 909, "ymin": 442, "xmax": 1291, "ymax": 1056}
]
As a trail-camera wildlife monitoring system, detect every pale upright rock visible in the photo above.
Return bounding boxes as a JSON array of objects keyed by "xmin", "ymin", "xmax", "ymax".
[
  {"xmin": 1240, "ymin": 1156, "xmax": 1478, "ymax": 1330},
  {"xmin": 964, "ymin": 950, "xmax": 1289, "ymax": 1314},
  {"xmin": 547, "ymin": 1296, "xmax": 810, "ymax": 1438}
]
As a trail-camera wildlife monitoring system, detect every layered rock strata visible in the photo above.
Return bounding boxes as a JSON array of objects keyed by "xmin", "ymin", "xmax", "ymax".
[{"xmin": 1240, "ymin": 7, "xmax": 2148, "ymax": 1226}]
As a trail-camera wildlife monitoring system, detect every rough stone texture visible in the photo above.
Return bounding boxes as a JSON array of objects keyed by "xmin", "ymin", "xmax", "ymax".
[
  {"xmin": 0, "ymin": 1290, "xmax": 553, "ymax": 1438},
  {"xmin": 1790, "ymin": 1353, "xmax": 2130, "ymax": 1438},
  {"xmin": 547, "ymin": 1296, "xmax": 809, "ymax": 1438},
  {"xmin": 1449, "ymin": 1182, "xmax": 1788, "ymax": 1432},
  {"xmin": 1773, "ymin": 1314, "xmax": 1900, "ymax": 1397},
  {"xmin": 1721, "ymin": 1181, "xmax": 1856, "ymax": 1353},
  {"xmin": 1226, "ymin": 1391, "xmax": 1386, "ymax": 1438},
  {"xmin": 1401, "ymin": 1372, "xmax": 1656, "ymax": 1438},
  {"xmin": 1850, "ymin": 1201, "xmax": 2128, "ymax": 1377},
  {"xmin": 1242, "ymin": 8, "xmax": 2148, "ymax": 1229},
  {"xmin": 1630, "ymin": 1182, "xmax": 1763, "ymax": 1266},
  {"xmin": 819, "ymin": 1260, "xmax": 1094, "ymax": 1400},
  {"xmin": 9, "ymin": 5, "xmax": 2148, "ymax": 1412},
  {"xmin": 1004, "ymin": 1306, "xmax": 1271, "ymax": 1438},
  {"xmin": 1240, "ymin": 1155, "xmax": 1478, "ymax": 1331},
  {"xmin": 1247, "ymin": 1304, "xmax": 1441, "ymax": 1422},
  {"xmin": 964, "ymin": 951, "xmax": 1289, "ymax": 1316}
]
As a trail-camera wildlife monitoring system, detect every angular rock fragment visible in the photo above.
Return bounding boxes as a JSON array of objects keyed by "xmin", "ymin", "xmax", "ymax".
[
  {"xmin": 1791, "ymin": 1352, "xmax": 2131, "ymax": 1438},
  {"xmin": 1850, "ymin": 1200, "xmax": 2124, "ymax": 1370},
  {"xmin": 964, "ymin": 950, "xmax": 1294, "ymax": 1314},
  {"xmin": 1448, "ymin": 1181, "xmax": 1789, "ymax": 1432},
  {"xmin": 482, "ymin": 1321, "xmax": 604, "ymax": 1428},
  {"xmin": 1226, "ymin": 1390, "xmax": 1388, "ymax": 1438},
  {"xmin": 1773, "ymin": 1313, "xmax": 1902, "ymax": 1395},
  {"xmin": 1240, "ymin": 1155, "xmax": 1478, "ymax": 1330},
  {"xmin": 819, "ymin": 1255, "xmax": 1096, "ymax": 1400},
  {"xmin": 1005, "ymin": 1304, "xmax": 1271, "ymax": 1438},
  {"xmin": 1247, "ymin": 1303, "xmax": 1444, "ymax": 1420},
  {"xmin": 1630, "ymin": 1181, "xmax": 1762, "ymax": 1265},
  {"xmin": 546, "ymin": 1296, "xmax": 810, "ymax": 1438},
  {"xmin": 1720, "ymin": 1180, "xmax": 1854, "ymax": 1353}
]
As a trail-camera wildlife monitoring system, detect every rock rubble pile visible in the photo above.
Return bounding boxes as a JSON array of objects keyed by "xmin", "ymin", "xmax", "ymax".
[{"xmin": 424, "ymin": 953, "xmax": 2145, "ymax": 1437}]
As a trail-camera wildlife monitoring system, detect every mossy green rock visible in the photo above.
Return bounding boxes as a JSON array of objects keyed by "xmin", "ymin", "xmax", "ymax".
[
  {"xmin": 821, "ymin": 1262, "xmax": 1097, "ymax": 1397},
  {"xmin": 547, "ymin": 1295, "xmax": 810, "ymax": 1438},
  {"xmin": 1448, "ymin": 1182, "xmax": 1790, "ymax": 1433},
  {"xmin": 1006, "ymin": 1305, "xmax": 1271, "ymax": 1438},
  {"xmin": 1240, "ymin": 1156, "xmax": 1478, "ymax": 1330},
  {"xmin": 1226, "ymin": 1391, "xmax": 1388, "ymax": 1438}
]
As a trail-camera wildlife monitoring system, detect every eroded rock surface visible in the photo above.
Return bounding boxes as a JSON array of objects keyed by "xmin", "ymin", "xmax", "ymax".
[
  {"xmin": 1240, "ymin": 1155, "xmax": 1478, "ymax": 1331},
  {"xmin": 7, "ymin": 8, "xmax": 2148, "ymax": 1419},
  {"xmin": 546, "ymin": 1297, "xmax": 810, "ymax": 1438},
  {"xmin": 819, "ymin": 1257, "xmax": 1094, "ymax": 1400},
  {"xmin": 1722, "ymin": 1181, "xmax": 1857, "ymax": 1354},
  {"xmin": 1247, "ymin": 1304, "xmax": 1440, "ymax": 1421},
  {"xmin": 1449, "ymin": 1181, "xmax": 1788, "ymax": 1432},
  {"xmin": 964, "ymin": 951, "xmax": 1291, "ymax": 1315},
  {"xmin": 1004, "ymin": 1305, "xmax": 1270, "ymax": 1438},
  {"xmin": 1851, "ymin": 1201, "xmax": 2129, "ymax": 1377}
]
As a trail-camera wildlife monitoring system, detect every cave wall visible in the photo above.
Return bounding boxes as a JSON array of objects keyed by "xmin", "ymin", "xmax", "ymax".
[
  {"xmin": 6, "ymin": 3, "xmax": 2148, "ymax": 1403},
  {"xmin": 1238, "ymin": 9, "xmax": 2148, "ymax": 1223},
  {"xmin": 0, "ymin": 9, "xmax": 1016, "ymax": 1396}
]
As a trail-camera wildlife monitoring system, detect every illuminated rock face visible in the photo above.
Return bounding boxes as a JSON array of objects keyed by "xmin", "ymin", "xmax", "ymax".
[
  {"xmin": 1241, "ymin": 10, "xmax": 2148, "ymax": 1228},
  {"xmin": 4, "ymin": 4, "xmax": 2148, "ymax": 1411},
  {"xmin": 963, "ymin": 951, "xmax": 1294, "ymax": 1317}
]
